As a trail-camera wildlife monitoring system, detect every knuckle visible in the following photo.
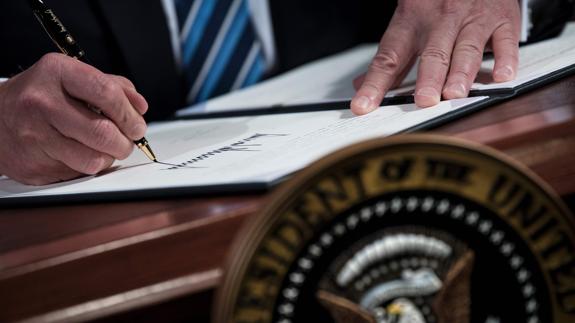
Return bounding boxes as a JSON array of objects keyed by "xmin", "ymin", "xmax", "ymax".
[
  {"xmin": 420, "ymin": 47, "xmax": 450, "ymax": 67},
  {"xmin": 371, "ymin": 49, "xmax": 402, "ymax": 75},
  {"xmin": 95, "ymin": 76, "xmax": 130, "ymax": 123},
  {"xmin": 440, "ymin": 0, "xmax": 460, "ymax": 15},
  {"xmin": 115, "ymin": 75, "xmax": 135, "ymax": 88},
  {"xmin": 495, "ymin": 23, "xmax": 520, "ymax": 43},
  {"xmin": 91, "ymin": 119, "xmax": 116, "ymax": 148},
  {"xmin": 457, "ymin": 40, "xmax": 484, "ymax": 58},
  {"xmin": 396, "ymin": 0, "xmax": 415, "ymax": 16},
  {"xmin": 17, "ymin": 120, "xmax": 45, "ymax": 145},
  {"xmin": 18, "ymin": 128, "xmax": 41, "ymax": 145},
  {"xmin": 498, "ymin": 33, "xmax": 517, "ymax": 45},
  {"xmin": 463, "ymin": 17, "xmax": 489, "ymax": 35},
  {"xmin": 451, "ymin": 69, "xmax": 473, "ymax": 81},
  {"xmin": 36, "ymin": 53, "xmax": 64, "ymax": 71},
  {"xmin": 95, "ymin": 75, "xmax": 122, "ymax": 106},
  {"xmin": 83, "ymin": 155, "xmax": 112, "ymax": 175},
  {"xmin": 499, "ymin": 3, "xmax": 521, "ymax": 22},
  {"xmin": 19, "ymin": 90, "xmax": 50, "ymax": 111}
]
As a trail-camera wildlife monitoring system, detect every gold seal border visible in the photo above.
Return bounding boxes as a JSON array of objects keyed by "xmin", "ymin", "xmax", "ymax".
[{"xmin": 214, "ymin": 134, "xmax": 575, "ymax": 323}]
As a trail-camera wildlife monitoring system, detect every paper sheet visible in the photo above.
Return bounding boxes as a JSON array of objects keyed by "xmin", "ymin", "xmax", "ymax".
[
  {"xmin": 177, "ymin": 44, "xmax": 379, "ymax": 115},
  {"xmin": 391, "ymin": 26, "xmax": 575, "ymax": 94},
  {"xmin": 0, "ymin": 97, "xmax": 487, "ymax": 201},
  {"xmin": 176, "ymin": 23, "xmax": 575, "ymax": 116}
]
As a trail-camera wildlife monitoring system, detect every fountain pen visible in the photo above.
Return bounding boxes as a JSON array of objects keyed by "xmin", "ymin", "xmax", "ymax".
[{"xmin": 28, "ymin": 0, "xmax": 158, "ymax": 162}]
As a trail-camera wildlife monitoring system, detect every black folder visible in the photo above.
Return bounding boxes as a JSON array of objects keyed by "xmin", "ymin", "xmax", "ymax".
[{"xmin": 1, "ymin": 56, "xmax": 574, "ymax": 207}]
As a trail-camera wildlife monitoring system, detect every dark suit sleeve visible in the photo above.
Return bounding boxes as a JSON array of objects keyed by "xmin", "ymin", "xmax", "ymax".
[
  {"xmin": 268, "ymin": 0, "xmax": 397, "ymax": 74},
  {"xmin": 0, "ymin": 1, "xmax": 181, "ymax": 121},
  {"xmin": 0, "ymin": 1, "xmax": 128, "ymax": 78},
  {"xmin": 526, "ymin": 0, "xmax": 574, "ymax": 43}
]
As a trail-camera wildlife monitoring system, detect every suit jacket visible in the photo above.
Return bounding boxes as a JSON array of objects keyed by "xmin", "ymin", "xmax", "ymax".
[{"xmin": 0, "ymin": 0, "xmax": 395, "ymax": 121}]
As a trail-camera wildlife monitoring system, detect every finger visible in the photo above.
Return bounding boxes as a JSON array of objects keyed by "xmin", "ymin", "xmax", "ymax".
[
  {"xmin": 59, "ymin": 60, "xmax": 147, "ymax": 140},
  {"xmin": 443, "ymin": 26, "xmax": 491, "ymax": 99},
  {"xmin": 391, "ymin": 56, "xmax": 417, "ymax": 89},
  {"xmin": 351, "ymin": 19, "xmax": 417, "ymax": 115},
  {"xmin": 414, "ymin": 22, "xmax": 460, "ymax": 107},
  {"xmin": 353, "ymin": 73, "xmax": 366, "ymax": 91},
  {"xmin": 43, "ymin": 125, "xmax": 115, "ymax": 175},
  {"xmin": 13, "ymin": 157, "xmax": 81, "ymax": 186},
  {"xmin": 491, "ymin": 22, "xmax": 519, "ymax": 83},
  {"xmin": 109, "ymin": 75, "xmax": 136, "ymax": 89},
  {"xmin": 30, "ymin": 155, "xmax": 84, "ymax": 184},
  {"xmin": 110, "ymin": 75, "xmax": 149, "ymax": 115},
  {"xmin": 47, "ymin": 96, "xmax": 133, "ymax": 160},
  {"xmin": 353, "ymin": 57, "xmax": 417, "ymax": 91},
  {"xmin": 125, "ymin": 87, "xmax": 149, "ymax": 115},
  {"xmin": 11, "ymin": 132, "xmax": 82, "ymax": 185}
]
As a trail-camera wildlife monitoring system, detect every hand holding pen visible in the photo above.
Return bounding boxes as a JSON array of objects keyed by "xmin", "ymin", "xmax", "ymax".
[{"xmin": 0, "ymin": 0, "xmax": 153, "ymax": 185}]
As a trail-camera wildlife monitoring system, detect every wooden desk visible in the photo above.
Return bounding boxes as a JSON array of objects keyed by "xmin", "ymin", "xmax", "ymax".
[{"xmin": 1, "ymin": 75, "xmax": 574, "ymax": 322}]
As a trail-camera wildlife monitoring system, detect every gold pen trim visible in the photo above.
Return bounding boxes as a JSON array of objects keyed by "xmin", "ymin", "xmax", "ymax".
[{"xmin": 135, "ymin": 138, "xmax": 157, "ymax": 162}]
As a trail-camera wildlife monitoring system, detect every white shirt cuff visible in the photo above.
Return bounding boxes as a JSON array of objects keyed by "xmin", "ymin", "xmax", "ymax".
[{"xmin": 520, "ymin": 0, "xmax": 530, "ymax": 42}]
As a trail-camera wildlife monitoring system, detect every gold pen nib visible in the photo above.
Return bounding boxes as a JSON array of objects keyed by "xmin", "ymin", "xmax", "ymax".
[{"xmin": 135, "ymin": 138, "xmax": 157, "ymax": 162}]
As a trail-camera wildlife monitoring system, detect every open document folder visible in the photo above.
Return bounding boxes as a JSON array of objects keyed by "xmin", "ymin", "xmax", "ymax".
[
  {"xmin": 176, "ymin": 22, "xmax": 575, "ymax": 116},
  {"xmin": 0, "ymin": 97, "xmax": 488, "ymax": 204},
  {"xmin": 3, "ymin": 24, "xmax": 575, "ymax": 204}
]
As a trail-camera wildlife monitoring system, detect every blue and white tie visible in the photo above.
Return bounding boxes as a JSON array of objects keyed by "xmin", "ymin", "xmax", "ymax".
[{"xmin": 175, "ymin": 0, "xmax": 266, "ymax": 104}]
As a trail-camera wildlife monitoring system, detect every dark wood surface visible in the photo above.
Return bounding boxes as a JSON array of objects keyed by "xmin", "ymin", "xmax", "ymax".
[{"xmin": 1, "ymin": 74, "xmax": 575, "ymax": 322}]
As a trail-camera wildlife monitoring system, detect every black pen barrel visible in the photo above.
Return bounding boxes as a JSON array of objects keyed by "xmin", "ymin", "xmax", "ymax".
[{"xmin": 28, "ymin": 0, "xmax": 88, "ymax": 62}]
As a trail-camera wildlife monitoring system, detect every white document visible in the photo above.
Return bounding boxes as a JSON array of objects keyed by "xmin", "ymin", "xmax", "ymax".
[
  {"xmin": 473, "ymin": 24, "xmax": 575, "ymax": 91},
  {"xmin": 177, "ymin": 44, "xmax": 379, "ymax": 115},
  {"xmin": 176, "ymin": 23, "xmax": 575, "ymax": 116},
  {"xmin": 393, "ymin": 26, "xmax": 575, "ymax": 94},
  {"xmin": 0, "ymin": 97, "xmax": 487, "ymax": 201}
]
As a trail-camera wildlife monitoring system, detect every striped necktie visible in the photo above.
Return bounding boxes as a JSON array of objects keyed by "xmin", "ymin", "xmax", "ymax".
[{"xmin": 175, "ymin": 0, "xmax": 267, "ymax": 104}]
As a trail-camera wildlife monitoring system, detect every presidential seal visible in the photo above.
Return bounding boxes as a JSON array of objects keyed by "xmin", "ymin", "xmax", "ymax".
[{"xmin": 215, "ymin": 135, "xmax": 575, "ymax": 323}]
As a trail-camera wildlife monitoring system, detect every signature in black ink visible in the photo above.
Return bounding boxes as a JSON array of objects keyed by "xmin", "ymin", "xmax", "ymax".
[
  {"xmin": 153, "ymin": 161, "xmax": 201, "ymax": 169},
  {"xmin": 165, "ymin": 133, "xmax": 288, "ymax": 170}
]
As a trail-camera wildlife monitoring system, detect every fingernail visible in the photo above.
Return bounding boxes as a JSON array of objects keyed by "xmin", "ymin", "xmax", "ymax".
[
  {"xmin": 494, "ymin": 65, "xmax": 514, "ymax": 82},
  {"xmin": 415, "ymin": 87, "xmax": 440, "ymax": 107},
  {"xmin": 353, "ymin": 96, "xmax": 373, "ymax": 113},
  {"xmin": 416, "ymin": 87, "xmax": 439, "ymax": 98},
  {"xmin": 445, "ymin": 83, "xmax": 467, "ymax": 97}
]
